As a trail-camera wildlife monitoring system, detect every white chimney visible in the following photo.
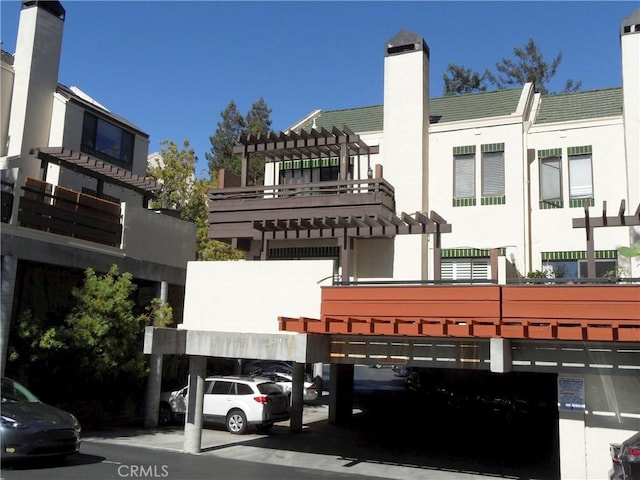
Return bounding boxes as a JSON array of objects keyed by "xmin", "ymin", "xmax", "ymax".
[
  {"xmin": 382, "ymin": 30, "xmax": 430, "ymax": 280},
  {"xmin": 7, "ymin": 1, "xmax": 65, "ymax": 160},
  {"xmin": 620, "ymin": 8, "xmax": 640, "ymax": 209}
]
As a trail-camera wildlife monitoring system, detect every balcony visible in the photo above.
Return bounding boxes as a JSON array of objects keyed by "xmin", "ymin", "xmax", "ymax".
[
  {"xmin": 207, "ymin": 178, "xmax": 397, "ymax": 242},
  {"xmin": 16, "ymin": 177, "xmax": 122, "ymax": 246},
  {"xmin": 1, "ymin": 147, "xmax": 197, "ymax": 269}
]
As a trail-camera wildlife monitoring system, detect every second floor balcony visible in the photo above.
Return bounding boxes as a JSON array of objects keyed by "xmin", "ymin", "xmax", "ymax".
[
  {"xmin": 208, "ymin": 177, "xmax": 397, "ymax": 242},
  {"xmin": 1, "ymin": 148, "xmax": 196, "ymax": 272}
]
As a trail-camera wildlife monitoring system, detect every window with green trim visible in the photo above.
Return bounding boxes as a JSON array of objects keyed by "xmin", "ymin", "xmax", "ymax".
[
  {"xmin": 278, "ymin": 158, "xmax": 353, "ymax": 185},
  {"xmin": 481, "ymin": 144, "xmax": 504, "ymax": 197},
  {"xmin": 542, "ymin": 249, "xmax": 617, "ymax": 278},
  {"xmin": 568, "ymin": 151, "xmax": 593, "ymax": 201},
  {"xmin": 539, "ymin": 153, "xmax": 562, "ymax": 203},
  {"xmin": 453, "ymin": 153, "xmax": 475, "ymax": 199},
  {"xmin": 441, "ymin": 258, "xmax": 490, "ymax": 280}
]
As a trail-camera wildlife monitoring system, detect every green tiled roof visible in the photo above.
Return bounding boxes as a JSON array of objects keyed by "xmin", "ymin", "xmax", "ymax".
[
  {"xmin": 430, "ymin": 87, "xmax": 524, "ymax": 123},
  {"xmin": 305, "ymin": 105, "xmax": 384, "ymax": 133},
  {"xmin": 297, "ymin": 88, "xmax": 524, "ymax": 132},
  {"xmin": 295, "ymin": 86, "xmax": 623, "ymax": 133},
  {"xmin": 534, "ymin": 88, "xmax": 623, "ymax": 124}
]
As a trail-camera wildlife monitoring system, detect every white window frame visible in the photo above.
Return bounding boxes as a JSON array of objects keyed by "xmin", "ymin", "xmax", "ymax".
[
  {"xmin": 441, "ymin": 258, "xmax": 490, "ymax": 281},
  {"xmin": 540, "ymin": 155, "xmax": 562, "ymax": 202},
  {"xmin": 569, "ymin": 153, "xmax": 593, "ymax": 199}
]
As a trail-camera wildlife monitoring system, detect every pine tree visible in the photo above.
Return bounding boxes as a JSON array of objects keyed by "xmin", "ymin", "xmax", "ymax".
[{"xmin": 205, "ymin": 101, "xmax": 246, "ymax": 180}]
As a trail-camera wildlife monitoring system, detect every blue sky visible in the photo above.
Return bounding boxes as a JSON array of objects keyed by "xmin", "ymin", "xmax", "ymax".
[{"xmin": 1, "ymin": 0, "xmax": 637, "ymax": 176}]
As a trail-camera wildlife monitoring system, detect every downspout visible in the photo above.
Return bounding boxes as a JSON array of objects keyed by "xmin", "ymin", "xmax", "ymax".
[{"xmin": 527, "ymin": 148, "xmax": 535, "ymax": 273}]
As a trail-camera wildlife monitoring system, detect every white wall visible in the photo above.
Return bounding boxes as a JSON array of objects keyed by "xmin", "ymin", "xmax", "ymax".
[
  {"xmin": 181, "ymin": 260, "xmax": 334, "ymax": 333},
  {"xmin": 428, "ymin": 119, "xmax": 529, "ymax": 273},
  {"xmin": 528, "ymin": 118, "xmax": 631, "ymax": 273}
]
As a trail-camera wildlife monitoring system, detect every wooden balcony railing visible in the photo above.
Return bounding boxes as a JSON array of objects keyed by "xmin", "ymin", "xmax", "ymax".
[
  {"xmin": 17, "ymin": 177, "xmax": 122, "ymax": 247},
  {"xmin": 207, "ymin": 178, "xmax": 397, "ymax": 242},
  {"xmin": 208, "ymin": 178, "xmax": 395, "ymax": 201},
  {"xmin": 279, "ymin": 284, "xmax": 640, "ymax": 342}
]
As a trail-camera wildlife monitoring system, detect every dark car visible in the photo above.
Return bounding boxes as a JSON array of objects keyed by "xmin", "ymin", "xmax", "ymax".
[
  {"xmin": 0, "ymin": 377, "xmax": 81, "ymax": 462},
  {"xmin": 242, "ymin": 360, "xmax": 293, "ymax": 376},
  {"xmin": 610, "ymin": 431, "xmax": 640, "ymax": 480}
]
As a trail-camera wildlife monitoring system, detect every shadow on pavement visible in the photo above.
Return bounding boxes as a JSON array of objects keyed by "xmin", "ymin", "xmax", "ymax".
[{"xmin": 230, "ymin": 392, "xmax": 560, "ymax": 480}]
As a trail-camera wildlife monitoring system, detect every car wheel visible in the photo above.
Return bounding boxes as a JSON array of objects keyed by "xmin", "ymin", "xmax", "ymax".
[
  {"xmin": 158, "ymin": 403, "xmax": 172, "ymax": 426},
  {"xmin": 226, "ymin": 409, "xmax": 247, "ymax": 434}
]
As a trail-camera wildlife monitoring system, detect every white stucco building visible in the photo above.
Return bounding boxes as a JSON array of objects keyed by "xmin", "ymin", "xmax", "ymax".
[{"xmin": 146, "ymin": 7, "xmax": 640, "ymax": 480}]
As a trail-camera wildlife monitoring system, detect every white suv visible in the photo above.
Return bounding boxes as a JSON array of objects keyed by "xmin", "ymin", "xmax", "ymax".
[{"xmin": 159, "ymin": 376, "xmax": 290, "ymax": 434}]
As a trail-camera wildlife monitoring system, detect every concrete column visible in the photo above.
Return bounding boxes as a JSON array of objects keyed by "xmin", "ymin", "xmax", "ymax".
[
  {"xmin": 143, "ymin": 354, "xmax": 163, "ymax": 428},
  {"xmin": 143, "ymin": 280, "xmax": 169, "ymax": 428},
  {"xmin": 0, "ymin": 255, "xmax": 18, "ymax": 377},
  {"xmin": 559, "ymin": 410, "xmax": 586, "ymax": 479},
  {"xmin": 290, "ymin": 362, "xmax": 305, "ymax": 432},
  {"xmin": 184, "ymin": 355, "xmax": 206, "ymax": 454},
  {"xmin": 328, "ymin": 363, "xmax": 354, "ymax": 425},
  {"xmin": 490, "ymin": 338, "xmax": 512, "ymax": 373}
]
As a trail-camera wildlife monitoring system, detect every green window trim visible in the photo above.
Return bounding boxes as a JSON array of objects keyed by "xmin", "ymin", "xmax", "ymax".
[
  {"xmin": 269, "ymin": 246, "xmax": 340, "ymax": 259},
  {"xmin": 279, "ymin": 156, "xmax": 354, "ymax": 170},
  {"xmin": 538, "ymin": 148, "xmax": 562, "ymax": 159},
  {"xmin": 442, "ymin": 248, "xmax": 506, "ymax": 258},
  {"xmin": 481, "ymin": 195, "xmax": 505, "ymax": 205},
  {"xmin": 539, "ymin": 200, "xmax": 563, "ymax": 209},
  {"xmin": 481, "ymin": 143, "xmax": 505, "ymax": 153},
  {"xmin": 567, "ymin": 145, "xmax": 592, "ymax": 156},
  {"xmin": 541, "ymin": 250, "xmax": 617, "ymax": 261},
  {"xmin": 452, "ymin": 197, "xmax": 477, "ymax": 207},
  {"xmin": 453, "ymin": 145, "xmax": 476, "ymax": 155},
  {"xmin": 569, "ymin": 198, "xmax": 594, "ymax": 208}
]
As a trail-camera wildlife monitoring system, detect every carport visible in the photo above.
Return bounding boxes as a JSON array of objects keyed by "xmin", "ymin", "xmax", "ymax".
[{"xmin": 143, "ymin": 327, "xmax": 329, "ymax": 452}]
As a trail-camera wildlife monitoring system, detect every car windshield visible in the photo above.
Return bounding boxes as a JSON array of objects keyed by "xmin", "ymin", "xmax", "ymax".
[
  {"xmin": 1, "ymin": 377, "xmax": 40, "ymax": 403},
  {"xmin": 257, "ymin": 382, "xmax": 284, "ymax": 395}
]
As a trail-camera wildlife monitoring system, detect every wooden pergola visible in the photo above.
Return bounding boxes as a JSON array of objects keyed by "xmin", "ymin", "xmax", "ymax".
[
  {"xmin": 573, "ymin": 199, "xmax": 640, "ymax": 277},
  {"xmin": 232, "ymin": 125, "xmax": 380, "ymax": 186},
  {"xmin": 217, "ymin": 127, "xmax": 451, "ymax": 280}
]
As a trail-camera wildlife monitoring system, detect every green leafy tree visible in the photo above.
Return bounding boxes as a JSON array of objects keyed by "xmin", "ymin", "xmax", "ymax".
[
  {"xmin": 443, "ymin": 63, "xmax": 488, "ymax": 95},
  {"xmin": 485, "ymin": 38, "xmax": 582, "ymax": 94},
  {"xmin": 148, "ymin": 139, "xmax": 244, "ymax": 261},
  {"xmin": 244, "ymin": 97, "xmax": 272, "ymax": 186},
  {"xmin": 9, "ymin": 265, "xmax": 173, "ymax": 425},
  {"xmin": 200, "ymin": 239, "xmax": 245, "ymax": 261},
  {"xmin": 206, "ymin": 101, "xmax": 246, "ymax": 180},
  {"xmin": 148, "ymin": 140, "xmax": 198, "ymax": 212},
  {"xmin": 53, "ymin": 265, "xmax": 147, "ymax": 380}
]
